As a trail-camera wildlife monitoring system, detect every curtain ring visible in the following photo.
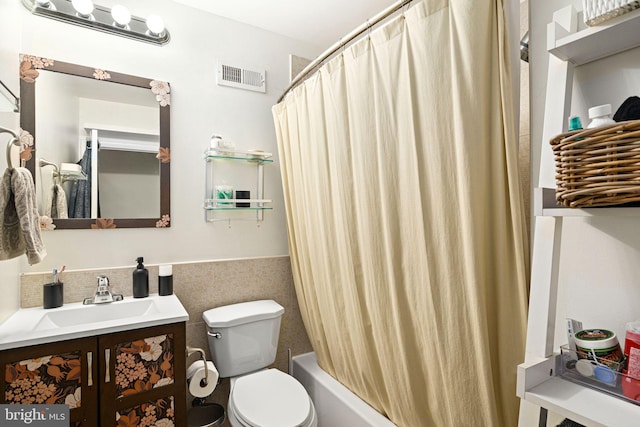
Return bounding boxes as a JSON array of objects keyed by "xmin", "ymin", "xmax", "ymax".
[
  {"xmin": 366, "ymin": 19, "xmax": 371, "ymax": 39},
  {"xmin": 403, "ymin": 1, "xmax": 411, "ymax": 19}
]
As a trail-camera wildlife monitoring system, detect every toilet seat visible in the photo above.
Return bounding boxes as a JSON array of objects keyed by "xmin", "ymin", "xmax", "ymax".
[{"xmin": 229, "ymin": 369, "xmax": 314, "ymax": 427}]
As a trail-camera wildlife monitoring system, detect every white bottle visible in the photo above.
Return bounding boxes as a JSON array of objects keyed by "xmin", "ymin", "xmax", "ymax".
[
  {"xmin": 210, "ymin": 135, "xmax": 223, "ymax": 150},
  {"xmin": 587, "ymin": 104, "xmax": 616, "ymax": 129}
]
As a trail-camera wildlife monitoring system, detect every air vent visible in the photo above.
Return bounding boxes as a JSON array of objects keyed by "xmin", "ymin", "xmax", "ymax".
[{"xmin": 216, "ymin": 61, "xmax": 266, "ymax": 93}]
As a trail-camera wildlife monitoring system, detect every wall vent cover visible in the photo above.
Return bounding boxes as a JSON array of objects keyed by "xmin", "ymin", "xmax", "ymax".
[{"xmin": 216, "ymin": 61, "xmax": 266, "ymax": 93}]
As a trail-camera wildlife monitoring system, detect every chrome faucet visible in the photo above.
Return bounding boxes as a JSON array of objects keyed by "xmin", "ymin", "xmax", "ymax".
[{"xmin": 83, "ymin": 275, "xmax": 124, "ymax": 304}]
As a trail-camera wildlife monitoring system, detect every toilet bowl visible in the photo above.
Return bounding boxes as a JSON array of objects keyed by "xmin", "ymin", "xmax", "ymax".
[
  {"xmin": 202, "ymin": 300, "xmax": 318, "ymax": 427},
  {"xmin": 227, "ymin": 369, "xmax": 317, "ymax": 427}
]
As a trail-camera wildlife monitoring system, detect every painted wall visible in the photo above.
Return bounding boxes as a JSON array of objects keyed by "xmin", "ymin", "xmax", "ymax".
[
  {"xmin": 0, "ymin": 1, "xmax": 321, "ymax": 273},
  {"xmin": 528, "ymin": 2, "xmax": 640, "ymax": 426},
  {"xmin": 0, "ymin": 1, "xmax": 22, "ymax": 322},
  {"xmin": 531, "ymin": 1, "xmax": 640, "ymax": 344}
]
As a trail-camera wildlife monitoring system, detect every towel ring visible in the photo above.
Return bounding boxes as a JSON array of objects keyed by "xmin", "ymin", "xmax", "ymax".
[
  {"xmin": 1, "ymin": 126, "xmax": 20, "ymax": 169},
  {"xmin": 39, "ymin": 158, "xmax": 61, "ymax": 185}
]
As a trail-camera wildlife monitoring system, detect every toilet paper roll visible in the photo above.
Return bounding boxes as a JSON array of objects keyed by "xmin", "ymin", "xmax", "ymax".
[{"xmin": 186, "ymin": 360, "xmax": 219, "ymax": 398}]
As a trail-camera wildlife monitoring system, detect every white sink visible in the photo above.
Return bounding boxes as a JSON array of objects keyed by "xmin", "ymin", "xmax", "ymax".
[
  {"xmin": 34, "ymin": 298, "xmax": 159, "ymax": 331},
  {"xmin": 0, "ymin": 294, "xmax": 189, "ymax": 350}
]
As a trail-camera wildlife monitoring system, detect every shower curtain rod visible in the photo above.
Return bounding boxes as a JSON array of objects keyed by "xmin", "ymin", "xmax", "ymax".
[{"xmin": 277, "ymin": 0, "xmax": 414, "ymax": 103}]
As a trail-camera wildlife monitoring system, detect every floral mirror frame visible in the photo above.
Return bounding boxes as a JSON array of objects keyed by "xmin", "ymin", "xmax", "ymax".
[{"xmin": 19, "ymin": 54, "xmax": 171, "ymax": 230}]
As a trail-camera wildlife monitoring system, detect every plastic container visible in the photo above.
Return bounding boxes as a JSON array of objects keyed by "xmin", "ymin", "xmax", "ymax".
[
  {"xmin": 623, "ymin": 321, "xmax": 640, "ymax": 401},
  {"xmin": 215, "ymin": 184, "xmax": 233, "ymax": 205},
  {"xmin": 559, "ymin": 345, "xmax": 626, "ymax": 393},
  {"xmin": 133, "ymin": 257, "xmax": 149, "ymax": 298},
  {"xmin": 568, "ymin": 116, "xmax": 583, "ymax": 131},
  {"xmin": 43, "ymin": 282, "xmax": 63, "ymax": 309},
  {"xmin": 159, "ymin": 264, "xmax": 173, "ymax": 296},
  {"xmin": 235, "ymin": 190, "xmax": 250, "ymax": 207},
  {"xmin": 587, "ymin": 104, "xmax": 616, "ymax": 129},
  {"xmin": 574, "ymin": 329, "xmax": 624, "ymax": 371}
]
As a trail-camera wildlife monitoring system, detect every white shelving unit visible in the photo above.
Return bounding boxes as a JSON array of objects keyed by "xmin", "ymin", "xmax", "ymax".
[
  {"xmin": 517, "ymin": 6, "xmax": 640, "ymax": 427},
  {"xmin": 534, "ymin": 188, "xmax": 640, "ymax": 217}
]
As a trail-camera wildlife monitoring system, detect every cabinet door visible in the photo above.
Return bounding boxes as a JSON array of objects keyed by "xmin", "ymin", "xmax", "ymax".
[
  {"xmin": 0, "ymin": 337, "xmax": 99, "ymax": 427},
  {"xmin": 98, "ymin": 323, "xmax": 186, "ymax": 427}
]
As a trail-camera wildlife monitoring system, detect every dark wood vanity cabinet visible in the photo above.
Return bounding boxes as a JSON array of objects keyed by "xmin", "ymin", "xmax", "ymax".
[
  {"xmin": 1, "ymin": 336, "xmax": 98, "ymax": 426},
  {"xmin": 98, "ymin": 323, "xmax": 187, "ymax": 426},
  {"xmin": 0, "ymin": 322, "xmax": 186, "ymax": 427}
]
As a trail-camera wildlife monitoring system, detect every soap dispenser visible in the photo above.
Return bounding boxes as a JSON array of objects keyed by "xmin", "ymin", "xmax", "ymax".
[{"xmin": 133, "ymin": 257, "xmax": 149, "ymax": 298}]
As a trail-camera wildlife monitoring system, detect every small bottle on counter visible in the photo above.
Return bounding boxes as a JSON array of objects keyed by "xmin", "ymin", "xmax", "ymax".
[
  {"xmin": 587, "ymin": 104, "xmax": 616, "ymax": 129},
  {"xmin": 133, "ymin": 257, "xmax": 149, "ymax": 298},
  {"xmin": 159, "ymin": 264, "xmax": 173, "ymax": 296}
]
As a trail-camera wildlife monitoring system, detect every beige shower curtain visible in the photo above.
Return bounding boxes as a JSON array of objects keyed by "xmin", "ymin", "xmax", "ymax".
[{"xmin": 272, "ymin": 0, "xmax": 528, "ymax": 426}]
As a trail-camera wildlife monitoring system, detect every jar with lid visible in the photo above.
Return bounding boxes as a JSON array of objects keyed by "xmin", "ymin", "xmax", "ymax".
[{"xmin": 587, "ymin": 104, "xmax": 616, "ymax": 129}]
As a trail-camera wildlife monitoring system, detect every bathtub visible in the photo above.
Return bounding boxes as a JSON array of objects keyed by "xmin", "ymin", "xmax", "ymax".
[{"xmin": 292, "ymin": 352, "xmax": 397, "ymax": 427}]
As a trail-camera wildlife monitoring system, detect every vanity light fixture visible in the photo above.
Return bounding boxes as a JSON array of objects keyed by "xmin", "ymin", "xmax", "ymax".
[{"xmin": 21, "ymin": 0, "xmax": 170, "ymax": 46}]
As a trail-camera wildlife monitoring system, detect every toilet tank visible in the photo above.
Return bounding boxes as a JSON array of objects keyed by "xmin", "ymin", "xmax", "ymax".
[{"xmin": 203, "ymin": 300, "xmax": 284, "ymax": 378}]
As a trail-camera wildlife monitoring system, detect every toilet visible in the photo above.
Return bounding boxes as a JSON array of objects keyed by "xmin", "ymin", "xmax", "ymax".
[{"xmin": 203, "ymin": 300, "xmax": 317, "ymax": 427}]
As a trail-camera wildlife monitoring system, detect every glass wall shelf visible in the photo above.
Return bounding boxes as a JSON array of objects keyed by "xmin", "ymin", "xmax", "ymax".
[
  {"xmin": 54, "ymin": 170, "xmax": 87, "ymax": 182},
  {"xmin": 204, "ymin": 199, "xmax": 273, "ymax": 210},
  {"xmin": 205, "ymin": 148, "xmax": 273, "ymax": 163},
  {"xmin": 204, "ymin": 147, "xmax": 272, "ymax": 223}
]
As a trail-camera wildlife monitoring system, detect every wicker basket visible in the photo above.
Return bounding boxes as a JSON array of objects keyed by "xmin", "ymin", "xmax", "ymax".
[
  {"xmin": 550, "ymin": 120, "xmax": 640, "ymax": 208},
  {"xmin": 583, "ymin": 0, "xmax": 640, "ymax": 26}
]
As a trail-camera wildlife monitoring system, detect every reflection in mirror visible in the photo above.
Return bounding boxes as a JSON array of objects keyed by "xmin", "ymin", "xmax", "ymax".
[{"xmin": 19, "ymin": 55, "xmax": 171, "ymax": 229}]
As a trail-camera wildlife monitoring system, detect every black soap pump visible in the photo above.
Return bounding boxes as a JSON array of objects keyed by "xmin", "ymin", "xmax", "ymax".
[{"xmin": 133, "ymin": 257, "xmax": 149, "ymax": 298}]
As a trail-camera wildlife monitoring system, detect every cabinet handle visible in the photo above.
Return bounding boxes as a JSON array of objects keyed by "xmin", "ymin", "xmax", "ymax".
[
  {"xmin": 87, "ymin": 352, "xmax": 93, "ymax": 387},
  {"xmin": 104, "ymin": 349, "xmax": 110, "ymax": 383}
]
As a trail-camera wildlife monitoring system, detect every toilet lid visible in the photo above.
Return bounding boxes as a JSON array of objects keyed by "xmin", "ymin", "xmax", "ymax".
[{"xmin": 231, "ymin": 369, "xmax": 312, "ymax": 427}]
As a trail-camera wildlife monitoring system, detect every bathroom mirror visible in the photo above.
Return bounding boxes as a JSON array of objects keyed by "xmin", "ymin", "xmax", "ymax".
[{"xmin": 20, "ymin": 55, "xmax": 171, "ymax": 229}]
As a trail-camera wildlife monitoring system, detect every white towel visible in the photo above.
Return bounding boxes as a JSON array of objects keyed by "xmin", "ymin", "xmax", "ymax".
[
  {"xmin": 45, "ymin": 184, "xmax": 68, "ymax": 219},
  {"xmin": 0, "ymin": 168, "xmax": 46, "ymax": 265},
  {"xmin": 0, "ymin": 168, "xmax": 25, "ymax": 261}
]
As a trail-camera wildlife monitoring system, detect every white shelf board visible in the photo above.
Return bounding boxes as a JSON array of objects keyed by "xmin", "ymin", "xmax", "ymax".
[
  {"xmin": 535, "ymin": 188, "xmax": 640, "ymax": 217},
  {"xmin": 549, "ymin": 9, "xmax": 640, "ymax": 65},
  {"xmin": 525, "ymin": 376, "xmax": 640, "ymax": 427}
]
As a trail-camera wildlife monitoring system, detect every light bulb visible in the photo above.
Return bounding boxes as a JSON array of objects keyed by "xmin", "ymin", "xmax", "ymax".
[
  {"xmin": 146, "ymin": 15, "xmax": 165, "ymax": 36},
  {"xmin": 111, "ymin": 5, "xmax": 131, "ymax": 27},
  {"xmin": 71, "ymin": 0, "xmax": 94, "ymax": 17}
]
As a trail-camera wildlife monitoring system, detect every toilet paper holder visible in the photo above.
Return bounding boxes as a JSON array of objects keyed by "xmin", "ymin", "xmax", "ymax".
[{"xmin": 187, "ymin": 346, "xmax": 210, "ymax": 387}]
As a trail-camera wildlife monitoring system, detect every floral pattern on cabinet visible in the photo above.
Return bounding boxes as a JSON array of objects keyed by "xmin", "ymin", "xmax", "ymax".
[
  {"xmin": 114, "ymin": 334, "xmax": 174, "ymax": 399},
  {"xmin": 116, "ymin": 396, "xmax": 174, "ymax": 427},
  {"xmin": 4, "ymin": 351, "xmax": 82, "ymax": 406}
]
